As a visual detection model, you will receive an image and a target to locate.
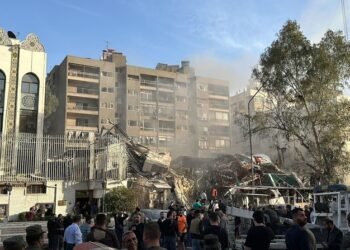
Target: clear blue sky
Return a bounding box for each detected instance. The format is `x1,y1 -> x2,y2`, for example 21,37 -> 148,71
1,0 -> 348,92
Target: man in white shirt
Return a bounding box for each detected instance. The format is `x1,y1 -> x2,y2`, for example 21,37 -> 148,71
64,215 -> 82,250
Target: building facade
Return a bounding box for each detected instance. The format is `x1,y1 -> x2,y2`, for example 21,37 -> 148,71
0,28 -> 46,136
48,50 -> 232,157
189,76 -> 231,157
46,56 -> 117,137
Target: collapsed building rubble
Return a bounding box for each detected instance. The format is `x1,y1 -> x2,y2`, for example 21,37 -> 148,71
170,153 -> 311,207
100,124 -> 310,209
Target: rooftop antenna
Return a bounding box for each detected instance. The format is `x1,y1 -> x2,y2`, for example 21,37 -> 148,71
342,0 -> 349,40
105,41 -> 109,50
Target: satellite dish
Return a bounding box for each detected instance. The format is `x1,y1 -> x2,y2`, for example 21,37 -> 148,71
7,31 -> 16,39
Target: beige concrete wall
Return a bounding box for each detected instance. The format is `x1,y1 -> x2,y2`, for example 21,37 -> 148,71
0,42 -> 46,136
0,45 -> 12,134
0,180 -> 128,220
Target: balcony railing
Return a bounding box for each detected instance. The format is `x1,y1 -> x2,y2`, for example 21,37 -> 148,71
68,105 -> 98,111
140,79 -> 157,87
75,122 -> 99,127
159,128 -> 175,133
75,87 -> 99,95
68,70 -> 99,80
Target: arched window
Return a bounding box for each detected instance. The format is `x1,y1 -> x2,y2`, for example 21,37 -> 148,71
0,70 -> 5,132
19,73 -> 39,133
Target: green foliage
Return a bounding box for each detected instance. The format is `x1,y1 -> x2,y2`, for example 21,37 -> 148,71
251,20 -> 350,184
104,187 -> 137,213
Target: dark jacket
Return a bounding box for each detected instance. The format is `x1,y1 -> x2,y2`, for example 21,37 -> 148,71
145,246 -> 167,250
160,219 -> 177,237
326,226 -> 343,250
341,231 -> 350,250
285,225 -> 312,250
87,226 -> 120,249
203,225 -> 229,249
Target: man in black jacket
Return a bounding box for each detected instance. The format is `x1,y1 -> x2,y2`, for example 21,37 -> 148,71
87,213 -> 120,249
285,208 -> 315,250
323,218 -> 343,250
160,210 -> 178,250
203,212 -> 229,250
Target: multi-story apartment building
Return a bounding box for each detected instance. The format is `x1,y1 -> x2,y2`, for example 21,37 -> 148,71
230,82 -> 273,154
46,56 -> 117,137
48,49 -> 232,157
189,76 -> 231,157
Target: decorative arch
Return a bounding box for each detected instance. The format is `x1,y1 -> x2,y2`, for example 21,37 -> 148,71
19,73 -> 39,133
0,70 -> 5,132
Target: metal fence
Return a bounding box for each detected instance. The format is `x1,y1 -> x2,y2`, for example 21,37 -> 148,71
0,133 -> 128,182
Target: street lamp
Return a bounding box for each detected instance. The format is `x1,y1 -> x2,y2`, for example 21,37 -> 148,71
248,85 -> 263,187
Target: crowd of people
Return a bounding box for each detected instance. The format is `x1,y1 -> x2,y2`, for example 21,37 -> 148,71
4,199 -> 350,250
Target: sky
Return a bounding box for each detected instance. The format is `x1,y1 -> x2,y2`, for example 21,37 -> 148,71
1,0 -> 349,94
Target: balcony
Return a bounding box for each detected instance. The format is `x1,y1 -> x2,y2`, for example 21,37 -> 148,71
67,87 -> 99,99
159,127 -> 175,133
158,82 -> 174,91
66,125 -> 98,131
140,79 -> 157,88
68,70 -> 99,83
67,105 -> 98,115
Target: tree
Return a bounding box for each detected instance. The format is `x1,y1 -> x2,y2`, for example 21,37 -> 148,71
251,20 -> 350,184
104,187 -> 137,213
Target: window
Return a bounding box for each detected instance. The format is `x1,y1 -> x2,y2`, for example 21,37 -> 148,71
128,89 -> 139,96
176,111 -> 188,120
20,73 -> 39,133
176,125 -> 188,130
200,113 -> 208,121
199,140 -> 208,149
176,82 -> 187,89
128,120 -> 138,126
109,103 -> 114,109
101,102 -> 107,108
209,111 -> 229,121
215,139 -> 230,148
19,110 -> 38,133
140,90 -> 155,101
101,87 -> 107,92
101,71 -> 113,77
22,74 -> 39,94
128,105 -> 138,111
108,87 -> 114,93
76,118 -> 89,126
176,96 -> 186,102
27,185 -> 46,194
